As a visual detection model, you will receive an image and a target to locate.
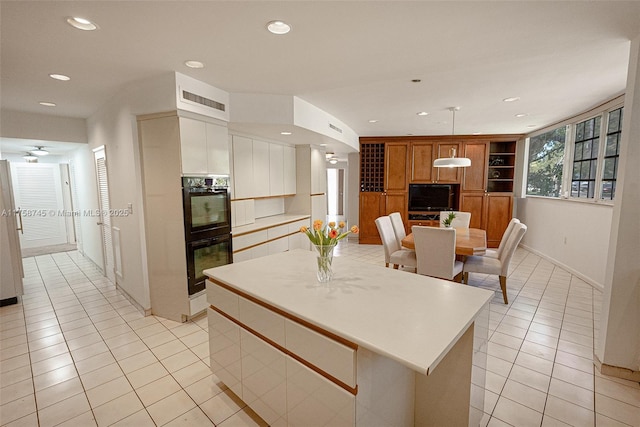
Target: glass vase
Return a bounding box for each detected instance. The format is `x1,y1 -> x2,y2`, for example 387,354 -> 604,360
313,243 -> 336,283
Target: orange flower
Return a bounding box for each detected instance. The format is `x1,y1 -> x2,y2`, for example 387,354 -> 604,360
300,226 -> 308,233
338,221 -> 346,229
328,229 -> 338,239
328,221 -> 336,228
350,225 -> 359,234
313,220 -> 323,231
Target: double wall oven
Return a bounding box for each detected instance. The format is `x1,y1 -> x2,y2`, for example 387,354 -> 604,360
182,177 -> 232,296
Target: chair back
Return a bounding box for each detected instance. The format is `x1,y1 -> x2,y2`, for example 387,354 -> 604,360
389,212 -> 406,247
495,218 -> 520,259
375,216 -> 400,263
412,225 -> 457,280
499,222 -> 527,276
440,211 -> 471,228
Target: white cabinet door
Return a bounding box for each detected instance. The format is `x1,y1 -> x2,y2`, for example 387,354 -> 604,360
311,194 -> 327,223
253,140 -> 270,198
286,356 -> 355,427
206,122 -> 230,175
208,308 -> 242,399
180,118 -> 208,175
232,136 -> 254,199
269,144 -> 284,196
284,145 -> 296,195
241,330 -> 287,426
310,147 -> 327,194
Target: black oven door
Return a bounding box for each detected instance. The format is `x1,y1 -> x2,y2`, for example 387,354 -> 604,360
183,186 -> 231,237
186,234 -> 232,295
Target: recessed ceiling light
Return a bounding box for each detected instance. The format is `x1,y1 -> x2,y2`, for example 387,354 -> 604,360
39,102 -> 56,107
417,112 -> 429,116
320,144 -> 327,147
49,73 -> 70,81
66,16 -> 98,31
503,97 -> 520,102
527,125 -> 537,128
515,113 -> 528,118
184,60 -> 204,69
280,131 -> 292,135
368,119 -> 378,123
267,20 -> 291,35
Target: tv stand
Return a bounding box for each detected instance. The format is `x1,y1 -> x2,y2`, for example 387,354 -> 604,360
408,213 -> 440,221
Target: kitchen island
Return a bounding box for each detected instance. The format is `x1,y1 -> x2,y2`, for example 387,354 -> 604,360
204,249 -> 493,426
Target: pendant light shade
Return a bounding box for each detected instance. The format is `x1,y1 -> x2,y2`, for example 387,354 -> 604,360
433,107 -> 471,168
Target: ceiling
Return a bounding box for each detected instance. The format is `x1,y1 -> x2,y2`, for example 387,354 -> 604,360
1,1 -> 639,157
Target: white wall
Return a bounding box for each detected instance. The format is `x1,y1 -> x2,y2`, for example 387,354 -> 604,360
516,197 -> 613,289
85,73 -> 176,310
1,110 -> 87,143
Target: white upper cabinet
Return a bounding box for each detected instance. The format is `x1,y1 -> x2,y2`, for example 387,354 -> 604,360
252,140 -> 270,198
206,122 -> 230,175
269,144 -> 284,196
232,135 -> 254,199
284,145 -> 296,195
179,117 -> 230,176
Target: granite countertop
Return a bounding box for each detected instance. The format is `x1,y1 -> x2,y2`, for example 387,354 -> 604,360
204,249 -> 493,375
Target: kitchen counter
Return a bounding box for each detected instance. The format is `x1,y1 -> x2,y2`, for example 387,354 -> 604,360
204,249 -> 492,426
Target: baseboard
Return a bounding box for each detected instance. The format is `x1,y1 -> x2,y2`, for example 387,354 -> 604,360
519,244 -> 605,292
594,353 -> 640,382
115,284 -> 152,317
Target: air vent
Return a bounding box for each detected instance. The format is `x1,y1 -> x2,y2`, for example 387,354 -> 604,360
182,90 -> 226,112
329,123 -> 343,134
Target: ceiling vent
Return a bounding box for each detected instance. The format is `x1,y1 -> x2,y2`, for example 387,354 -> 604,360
328,122 -> 343,134
181,90 -> 226,113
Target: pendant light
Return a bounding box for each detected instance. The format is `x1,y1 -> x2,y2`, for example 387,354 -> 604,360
433,107 -> 471,168
29,146 -> 49,156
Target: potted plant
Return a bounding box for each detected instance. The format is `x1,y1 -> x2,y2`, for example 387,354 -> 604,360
442,212 -> 456,228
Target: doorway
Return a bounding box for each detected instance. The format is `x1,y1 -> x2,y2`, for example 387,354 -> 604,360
327,168 -> 345,225
94,147 -> 116,283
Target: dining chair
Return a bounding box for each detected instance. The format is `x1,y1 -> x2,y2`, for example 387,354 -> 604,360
440,211 -> 471,228
375,216 -> 416,270
485,218 -> 520,259
412,226 -> 463,282
462,222 -> 527,304
389,212 -> 407,248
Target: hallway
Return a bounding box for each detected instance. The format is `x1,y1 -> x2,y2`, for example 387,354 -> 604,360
1,244 -> 639,426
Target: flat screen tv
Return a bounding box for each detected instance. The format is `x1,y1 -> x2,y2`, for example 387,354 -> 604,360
408,184 -> 454,211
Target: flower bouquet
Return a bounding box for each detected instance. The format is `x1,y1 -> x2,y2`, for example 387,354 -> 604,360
300,220 -> 359,282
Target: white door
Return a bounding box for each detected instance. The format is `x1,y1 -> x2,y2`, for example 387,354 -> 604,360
10,163 -> 68,249
0,160 -> 24,299
94,147 -> 115,283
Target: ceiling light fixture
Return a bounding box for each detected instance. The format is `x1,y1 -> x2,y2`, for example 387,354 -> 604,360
515,113 -> 528,118
433,107 -> 471,168
23,153 -> 38,161
66,16 -> 98,31
30,146 -> 49,156
503,97 -> 520,102
267,20 -> 291,35
49,73 -> 70,81
417,112 -> 429,116
184,60 -> 204,69
39,101 -> 56,107
368,119 -> 378,123
329,159 -> 338,165
280,131 -> 292,135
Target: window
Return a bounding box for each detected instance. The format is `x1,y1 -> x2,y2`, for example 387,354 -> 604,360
571,116 -> 601,198
526,126 -> 566,197
601,107 -> 623,200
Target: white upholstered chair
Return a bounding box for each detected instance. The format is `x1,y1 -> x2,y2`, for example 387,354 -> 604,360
412,226 -> 463,282
440,211 -> 471,228
375,216 -> 416,270
463,222 -> 527,304
485,218 -> 520,259
389,212 -> 407,248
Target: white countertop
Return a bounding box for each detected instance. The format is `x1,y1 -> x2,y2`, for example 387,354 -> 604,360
232,214 -> 310,236
204,249 -> 492,375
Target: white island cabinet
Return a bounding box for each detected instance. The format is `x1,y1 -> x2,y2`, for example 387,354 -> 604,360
205,250 -> 493,427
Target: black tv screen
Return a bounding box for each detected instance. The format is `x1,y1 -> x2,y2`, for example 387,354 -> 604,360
408,184 -> 452,211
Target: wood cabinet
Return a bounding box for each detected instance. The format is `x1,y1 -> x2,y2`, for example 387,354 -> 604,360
460,192 -> 513,247
410,141 -> 462,184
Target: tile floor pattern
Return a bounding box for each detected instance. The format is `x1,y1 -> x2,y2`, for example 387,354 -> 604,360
0,243 -> 638,426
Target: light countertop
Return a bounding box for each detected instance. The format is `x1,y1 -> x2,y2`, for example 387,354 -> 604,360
204,249 -> 493,375
232,214 -> 310,236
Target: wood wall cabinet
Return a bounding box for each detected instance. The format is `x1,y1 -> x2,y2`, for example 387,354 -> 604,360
410,141 -> 462,184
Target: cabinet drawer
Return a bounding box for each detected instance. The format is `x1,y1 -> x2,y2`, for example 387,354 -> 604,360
268,237 -> 289,255
267,224 -> 289,240
288,219 -> 310,233
207,308 -> 242,399
206,281 -> 239,318
233,230 -> 268,251
239,297 -> 286,347
285,319 -> 356,388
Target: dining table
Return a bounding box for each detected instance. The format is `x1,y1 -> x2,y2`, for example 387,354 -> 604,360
401,227 -> 487,256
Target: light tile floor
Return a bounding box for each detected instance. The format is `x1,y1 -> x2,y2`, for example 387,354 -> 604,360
1,243 -> 639,426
